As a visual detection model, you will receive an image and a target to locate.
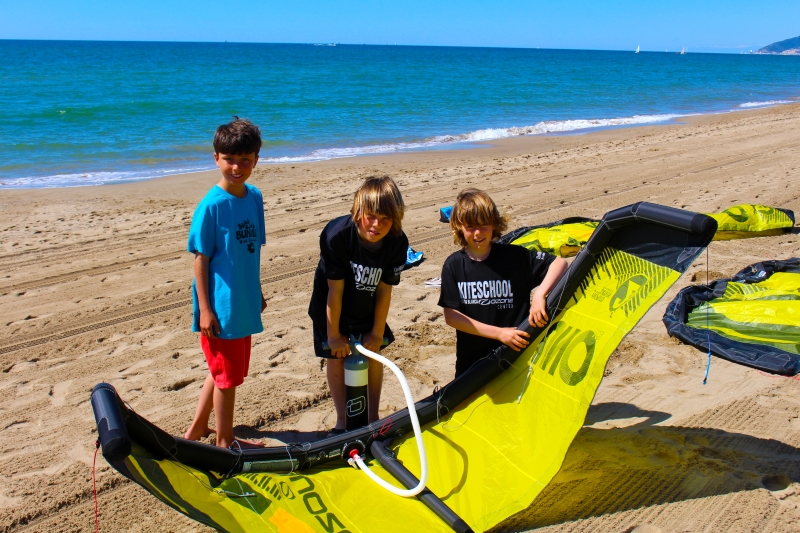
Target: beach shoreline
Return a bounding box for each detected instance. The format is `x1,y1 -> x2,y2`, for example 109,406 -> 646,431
2,98 -> 798,191
0,103 -> 799,532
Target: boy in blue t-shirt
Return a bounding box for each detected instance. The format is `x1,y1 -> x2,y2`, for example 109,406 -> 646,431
184,117 -> 266,449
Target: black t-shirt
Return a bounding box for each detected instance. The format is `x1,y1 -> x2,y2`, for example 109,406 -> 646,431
308,215 -> 409,332
438,243 -> 556,376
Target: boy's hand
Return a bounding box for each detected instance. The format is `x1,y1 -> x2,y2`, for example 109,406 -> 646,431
529,292 -> 549,328
497,328 -> 530,352
327,334 -> 350,358
362,331 -> 384,353
200,310 -> 220,339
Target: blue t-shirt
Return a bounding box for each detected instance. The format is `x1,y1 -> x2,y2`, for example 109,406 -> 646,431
187,184 -> 266,339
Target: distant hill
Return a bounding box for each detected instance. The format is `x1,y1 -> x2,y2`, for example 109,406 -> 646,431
756,35 -> 800,55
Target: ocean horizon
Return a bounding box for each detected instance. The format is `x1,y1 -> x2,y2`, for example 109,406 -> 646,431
2,40 -> 799,189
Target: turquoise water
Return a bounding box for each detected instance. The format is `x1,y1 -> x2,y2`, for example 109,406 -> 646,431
2,40 -> 799,188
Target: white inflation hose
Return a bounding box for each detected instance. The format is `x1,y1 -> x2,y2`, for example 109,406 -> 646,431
346,341 -> 428,497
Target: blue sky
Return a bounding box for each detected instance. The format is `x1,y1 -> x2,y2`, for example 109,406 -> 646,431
1,0 -> 797,53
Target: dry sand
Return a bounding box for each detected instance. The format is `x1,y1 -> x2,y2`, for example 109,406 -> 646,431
0,104 -> 799,533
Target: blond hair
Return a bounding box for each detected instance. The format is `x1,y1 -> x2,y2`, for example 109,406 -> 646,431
350,176 -> 405,238
450,188 -> 508,247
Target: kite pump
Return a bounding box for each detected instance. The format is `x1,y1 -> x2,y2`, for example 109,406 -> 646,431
344,351 -> 369,430
321,335 -> 428,496
323,335 -> 388,431
343,340 -> 472,531
322,337 -> 474,531
345,338 -> 428,497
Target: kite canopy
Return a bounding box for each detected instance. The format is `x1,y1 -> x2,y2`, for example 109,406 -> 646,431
494,204 -> 795,258
708,204 -> 795,240
663,258 -> 800,376
497,217 -> 599,257
92,202 -> 716,533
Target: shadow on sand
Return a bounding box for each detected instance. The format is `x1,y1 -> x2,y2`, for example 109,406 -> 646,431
491,402 -> 800,532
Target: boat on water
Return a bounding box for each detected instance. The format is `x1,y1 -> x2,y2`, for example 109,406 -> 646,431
635,45 -> 640,54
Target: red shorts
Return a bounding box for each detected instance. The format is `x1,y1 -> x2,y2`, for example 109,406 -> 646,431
200,335 -> 251,389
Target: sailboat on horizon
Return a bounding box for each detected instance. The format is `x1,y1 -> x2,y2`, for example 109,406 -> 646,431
635,45 -> 640,53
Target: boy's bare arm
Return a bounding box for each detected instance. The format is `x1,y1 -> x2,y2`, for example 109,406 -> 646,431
364,281 -> 392,353
194,253 -> 220,338
530,257 -> 569,327
326,279 -> 349,358
443,307 -> 530,352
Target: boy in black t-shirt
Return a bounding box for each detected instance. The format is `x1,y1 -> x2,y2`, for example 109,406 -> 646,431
308,176 -> 408,433
438,189 -> 568,377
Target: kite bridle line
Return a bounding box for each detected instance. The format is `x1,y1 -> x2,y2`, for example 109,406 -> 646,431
345,340 -> 429,498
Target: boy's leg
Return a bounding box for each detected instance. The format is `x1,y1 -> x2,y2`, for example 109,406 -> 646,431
212,386 -> 263,449
326,358 -> 346,430
213,385 -> 237,448
184,373 -> 217,440
367,359 -> 384,423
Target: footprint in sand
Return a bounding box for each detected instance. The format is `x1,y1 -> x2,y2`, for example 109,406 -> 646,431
119,359 -> 152,375
630,526 -> 662,533
142,329 -> 179,348
107,342 -> 132,357
259,372 -> 310,381
3,420 -> 32,431
50,380 -> 72,407
0,486 -> 22,509
7,361 -> 37,374
286,391 -> 315,399
294,410 -> 329,432
12,460 -> 72,479
68,442 -> 97,467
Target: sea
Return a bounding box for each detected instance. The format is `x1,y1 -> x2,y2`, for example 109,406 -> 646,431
2,40 -> 800,189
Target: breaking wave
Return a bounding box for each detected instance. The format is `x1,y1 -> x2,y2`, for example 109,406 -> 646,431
738,99 -> 795,108
263,113 -> 684,164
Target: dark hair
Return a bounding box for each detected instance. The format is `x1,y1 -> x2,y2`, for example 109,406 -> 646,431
450,188 -> 507,247
213,116 -> 262,155
350,176 -> 405,238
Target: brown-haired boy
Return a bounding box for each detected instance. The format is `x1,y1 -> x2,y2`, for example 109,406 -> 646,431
184,117 -> 266,448
308,176 -> 408,434
438,188 -> 568,377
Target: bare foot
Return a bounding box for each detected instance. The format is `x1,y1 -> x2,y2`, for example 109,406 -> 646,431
184,426 -> 216,441
226,438 -> 265,450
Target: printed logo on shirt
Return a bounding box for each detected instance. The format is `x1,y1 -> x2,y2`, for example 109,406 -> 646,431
351,262 -> 382,292
458,280 -> 514,308
236,218 -> 259,253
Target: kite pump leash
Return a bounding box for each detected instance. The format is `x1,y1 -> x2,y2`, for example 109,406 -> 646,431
345,340 -> 429,498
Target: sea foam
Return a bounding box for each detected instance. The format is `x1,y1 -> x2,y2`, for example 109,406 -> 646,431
0,166 -> 210,189
738,100 -> 795,108
263,113 -> 683,164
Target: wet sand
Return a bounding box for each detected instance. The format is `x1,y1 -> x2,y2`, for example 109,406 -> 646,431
0,104 -> 799,532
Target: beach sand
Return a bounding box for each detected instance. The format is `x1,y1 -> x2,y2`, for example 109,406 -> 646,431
1,104 -> 799,532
